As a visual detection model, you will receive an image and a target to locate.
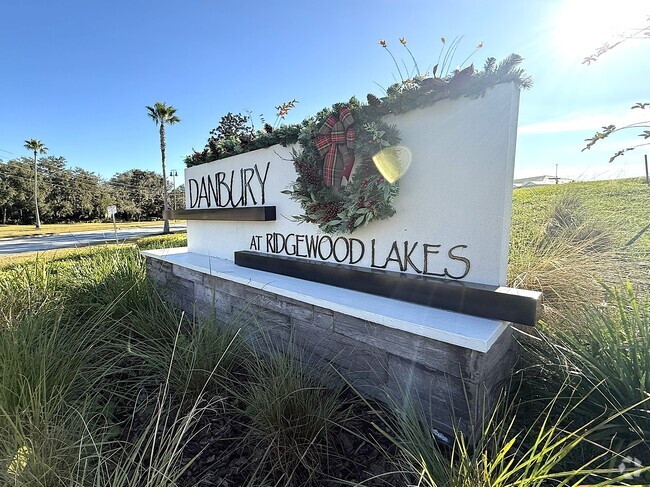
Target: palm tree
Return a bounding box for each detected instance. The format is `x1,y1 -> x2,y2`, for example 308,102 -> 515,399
24,139 -> 48,229
146,102 -> 180,234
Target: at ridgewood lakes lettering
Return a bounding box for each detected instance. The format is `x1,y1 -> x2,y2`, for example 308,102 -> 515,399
250,233 -> 471,280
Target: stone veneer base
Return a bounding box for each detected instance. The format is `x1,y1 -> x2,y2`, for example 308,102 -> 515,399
143,248 -> 516,437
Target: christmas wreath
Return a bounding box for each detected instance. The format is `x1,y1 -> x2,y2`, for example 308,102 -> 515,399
283,101 -> 401,234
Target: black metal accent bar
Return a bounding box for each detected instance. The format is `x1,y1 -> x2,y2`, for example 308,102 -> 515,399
234,251 -> 540,326
163,206 -> 276,221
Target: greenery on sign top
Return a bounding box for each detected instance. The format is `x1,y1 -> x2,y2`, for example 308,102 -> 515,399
183,42 -> 531,234
184,51 -> 531,168
185,102 -> 301,167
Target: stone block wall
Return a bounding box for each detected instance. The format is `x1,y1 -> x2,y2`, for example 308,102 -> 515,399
146,257 -> 516,438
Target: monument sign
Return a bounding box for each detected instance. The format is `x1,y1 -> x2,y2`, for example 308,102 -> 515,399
143,81 -> 540,436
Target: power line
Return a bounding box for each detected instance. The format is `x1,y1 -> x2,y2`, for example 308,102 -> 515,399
0,171 -> 102,191
0,156 -> 171,189
0,168 -> 166,192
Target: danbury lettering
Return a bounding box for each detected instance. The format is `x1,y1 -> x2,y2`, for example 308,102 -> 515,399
250,233 -> 471,280
187,161 -> 270,209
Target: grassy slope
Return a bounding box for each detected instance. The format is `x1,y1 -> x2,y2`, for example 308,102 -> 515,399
511,177 -> 650,258
508,178 -> 649,321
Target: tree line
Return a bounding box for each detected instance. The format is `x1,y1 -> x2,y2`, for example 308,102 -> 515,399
0,156 -> 184,225
1,101 -> 182,229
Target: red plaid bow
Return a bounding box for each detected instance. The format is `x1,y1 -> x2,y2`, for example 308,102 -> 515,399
315,107 -> 356,188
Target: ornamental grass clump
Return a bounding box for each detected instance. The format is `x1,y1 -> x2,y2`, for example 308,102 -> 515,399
80,395 -> 217,487
65,248 -> 151,318
508,192 -> 618,325
241,349 -> 352,484
0,307 -> 122,486
0,258 -> 65,325
160,322 -> 250,401
370,384 -> 649,486
79,319 -> 228,487
0,247 -> 235,485
521,282 -> 650,473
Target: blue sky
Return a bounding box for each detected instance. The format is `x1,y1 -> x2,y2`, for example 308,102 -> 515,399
1,0 -> 648,182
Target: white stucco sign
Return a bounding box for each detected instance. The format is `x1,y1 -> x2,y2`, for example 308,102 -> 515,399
184,83 -> 519,288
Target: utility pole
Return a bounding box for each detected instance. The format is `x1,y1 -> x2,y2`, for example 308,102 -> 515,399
549,164 -> 560,185
169,169 -> 178,211
645,155 -> 649,186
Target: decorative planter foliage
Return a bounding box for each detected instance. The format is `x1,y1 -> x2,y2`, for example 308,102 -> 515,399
184,54 -> 532,234
185,54 -> 531,168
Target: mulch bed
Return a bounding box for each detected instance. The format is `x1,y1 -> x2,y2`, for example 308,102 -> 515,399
112,374 -> 406,486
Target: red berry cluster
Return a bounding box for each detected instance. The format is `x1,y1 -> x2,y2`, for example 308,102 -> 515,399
308,201 -> 342,223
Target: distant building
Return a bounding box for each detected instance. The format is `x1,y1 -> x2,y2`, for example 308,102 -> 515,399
513,175 -> 574,188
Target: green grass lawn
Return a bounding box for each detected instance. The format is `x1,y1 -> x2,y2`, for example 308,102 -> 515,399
0,232 -> 188,268
511,177 -> 650,258
0,220 -> 187,239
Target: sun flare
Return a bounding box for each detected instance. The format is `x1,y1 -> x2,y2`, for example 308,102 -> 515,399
552,0 -> 648,63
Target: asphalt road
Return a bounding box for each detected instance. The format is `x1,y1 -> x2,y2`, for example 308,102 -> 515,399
0,225 -> 186,255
